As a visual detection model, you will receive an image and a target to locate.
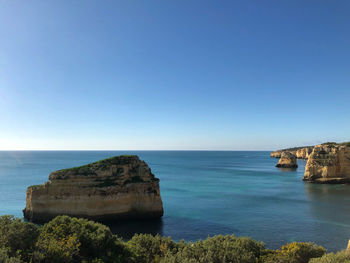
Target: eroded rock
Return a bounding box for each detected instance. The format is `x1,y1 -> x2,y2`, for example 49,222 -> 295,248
23,155 -> 164,223
271,147 -> 313,159
276,152 -> 298,168
303,144 -> 350,183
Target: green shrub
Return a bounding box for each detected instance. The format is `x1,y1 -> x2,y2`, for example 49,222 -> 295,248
0,216 -> 39,262
309,250 -> 350,263
0,247 -> 24,263
263,242 -> 326,263
0,215 -> 344,263
34,216 -> 129,263
161,235 -> 264,263
127,234 -> 178,263
33,233 -> 80,263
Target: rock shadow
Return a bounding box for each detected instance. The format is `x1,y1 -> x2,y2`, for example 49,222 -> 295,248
276,167 -> 297,172
107,218 -> 164,240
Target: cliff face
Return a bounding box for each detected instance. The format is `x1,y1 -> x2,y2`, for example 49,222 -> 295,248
303,144 -> 350,183
270,146 -> 313,159
276,152 -> 298,168
23,155 -> 164,223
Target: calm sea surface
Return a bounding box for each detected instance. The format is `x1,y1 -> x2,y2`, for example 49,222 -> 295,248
1,151 -> 350,251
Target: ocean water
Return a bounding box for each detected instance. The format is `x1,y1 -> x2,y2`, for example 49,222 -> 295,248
1,151 -> 350,252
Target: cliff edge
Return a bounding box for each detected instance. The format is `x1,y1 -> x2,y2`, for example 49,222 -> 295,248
23,155 -> 164,223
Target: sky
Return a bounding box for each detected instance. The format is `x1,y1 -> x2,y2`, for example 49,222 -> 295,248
0,0 -> 349,150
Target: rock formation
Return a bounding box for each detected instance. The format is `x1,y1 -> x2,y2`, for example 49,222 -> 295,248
270,151 -> 283,158
303,144 -> 350,183
275,152 -> 298,168
23,155 -> 164,223
270,146 -> 313,159
296,147 -> 313,159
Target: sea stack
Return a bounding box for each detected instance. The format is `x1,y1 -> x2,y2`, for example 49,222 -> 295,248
303,144 -> 350,183
275,152 -> 298,168
23,155 -> 164,223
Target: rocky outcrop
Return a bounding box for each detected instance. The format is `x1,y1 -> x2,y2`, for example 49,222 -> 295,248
23,155 -> 164,223
270,146 -> 313,159
276,152 -> 298,168
303,144 -> 350,183
296,147 -> 313,159
270,151 -> 283,158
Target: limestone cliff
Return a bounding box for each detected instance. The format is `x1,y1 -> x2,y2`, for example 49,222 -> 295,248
23,155 -> 164,223
303,144 -> 350,183
296,147 -> 313,159
276,152 -> 298,168
270,146 -> 313,159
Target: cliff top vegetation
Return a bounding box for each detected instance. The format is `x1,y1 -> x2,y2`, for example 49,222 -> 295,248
0,215 -> 349,263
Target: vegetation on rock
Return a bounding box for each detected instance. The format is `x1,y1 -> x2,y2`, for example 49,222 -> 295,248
51,155 -> 140,178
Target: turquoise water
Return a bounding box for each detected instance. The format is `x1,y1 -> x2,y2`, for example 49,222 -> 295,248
1,151 -> 350,251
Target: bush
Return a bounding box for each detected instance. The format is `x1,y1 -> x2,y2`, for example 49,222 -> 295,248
0,248 -> 23,263
0,215 -> 39,262
161,235 -> 265,263
34,216 -> 129,263
0,215 -> 343,263
263,242 -> 326,263
309,250 -> 350,263
127,234 -> 178,263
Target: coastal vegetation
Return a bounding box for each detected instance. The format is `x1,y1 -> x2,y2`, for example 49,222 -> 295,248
55,155 -> 139,175
0,215 -> 349,263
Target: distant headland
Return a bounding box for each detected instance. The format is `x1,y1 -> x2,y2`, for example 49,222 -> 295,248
271,142 -> 350,183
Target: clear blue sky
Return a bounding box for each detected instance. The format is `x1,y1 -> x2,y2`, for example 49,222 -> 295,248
0,0 -> 349,150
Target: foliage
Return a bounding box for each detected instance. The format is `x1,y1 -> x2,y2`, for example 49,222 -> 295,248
127,234 -> 178,263
0,215 -> 344,263
0,248 -> 23,263
321,142 -> 337,146
34,216 -> 130,263
0,215 -> 39,262
309,250 -> 350,263
161,235 -> 265,263
55,155 -> 136,174
279,146 -> 313,151
262,242 -> 326,263
33,233 -> 80,263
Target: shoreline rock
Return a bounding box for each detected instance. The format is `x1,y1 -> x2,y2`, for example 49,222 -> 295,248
23,155 -> 164,223
276,152 -> 298,168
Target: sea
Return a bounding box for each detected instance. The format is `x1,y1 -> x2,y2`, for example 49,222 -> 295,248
1,150 -> 350,252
